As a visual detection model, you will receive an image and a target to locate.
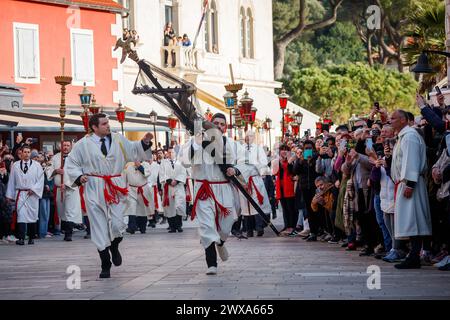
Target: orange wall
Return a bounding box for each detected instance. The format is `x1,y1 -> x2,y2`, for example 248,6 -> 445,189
0,0 -> 118,107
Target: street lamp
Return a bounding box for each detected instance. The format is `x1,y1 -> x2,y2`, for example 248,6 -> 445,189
115,102 -> 127,135
278,88 -> 289,142
223,90 -> 235,135
149,109 -> 158,150
294,110 -> 303,126
411,50 -> 450,74
224,83 -> 243,138
239,89 -> 253,132
89,95 -> 100,115
264,116 -> 272,152
290,122 -> 299,137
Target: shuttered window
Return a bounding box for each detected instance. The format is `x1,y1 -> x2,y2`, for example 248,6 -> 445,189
71,29 -> 95,86
13,23 -> 40,83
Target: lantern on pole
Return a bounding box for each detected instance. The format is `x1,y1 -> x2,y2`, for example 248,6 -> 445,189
290,122 -> 300,137
316,117 -> 323,133
239,89 -> 253,132
168,112 -> 178,142
89,95 -> 101,115
322,110 -> 333,126
149,109 -> 158,150
204,107 -> 213,122
278,88 -> 289,142
115,102 -> 127,135
348,114 -> 360,130
79,82 -> 92,133
264,116 -> 273,152
294,110 -> 303,126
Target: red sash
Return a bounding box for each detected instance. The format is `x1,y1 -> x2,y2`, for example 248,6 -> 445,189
79,185 -> 87,214
248,175 -> 264,205
153,185 -> 159,210
130,183 -> 150,207
10,189 -> 29,231
163,183 -> 170,207
191,180 -> 230,230
186,178 -> 192,202
87,174 -> 128,205
52,186 -> 61,225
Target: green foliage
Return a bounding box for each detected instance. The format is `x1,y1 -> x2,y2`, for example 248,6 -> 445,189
283,63 -> 418,124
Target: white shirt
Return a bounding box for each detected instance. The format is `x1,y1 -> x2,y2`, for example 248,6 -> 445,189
91,134 -> 111,153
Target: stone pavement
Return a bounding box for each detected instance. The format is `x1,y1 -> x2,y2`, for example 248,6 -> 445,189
0,216 -> 450,300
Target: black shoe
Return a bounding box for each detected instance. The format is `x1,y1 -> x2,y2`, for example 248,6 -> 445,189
374,252 -> 386,260
84,234 -> 91,239
257,231 -> 264,237
395,256 -> 421,269
98,248 -> 112,278
28,239 -> 34,245
110,238 -> 122,267
16,239 -> 25,245
359,248 -> 374,257
177,228 -> 183,233
126,228 -> 135,234
64,234 -> 72,241
247,230 -> 254,238
140,229 -> 146,234
306,235 -> 317,242
168,229 -> 177,233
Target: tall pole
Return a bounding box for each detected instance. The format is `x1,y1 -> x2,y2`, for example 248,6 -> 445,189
281,109 -> 285,143
268,128 -> 272,153
55,60 -> 72,201
446,0 -> 450,87
153,123 -> 157,150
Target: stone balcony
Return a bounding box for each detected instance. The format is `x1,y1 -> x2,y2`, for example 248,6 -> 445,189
160,45 -> 204,77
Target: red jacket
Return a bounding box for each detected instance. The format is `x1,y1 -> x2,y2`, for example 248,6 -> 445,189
275,160 -> 296,200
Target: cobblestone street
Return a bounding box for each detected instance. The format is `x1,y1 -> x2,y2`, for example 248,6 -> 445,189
1,216 -> 450,300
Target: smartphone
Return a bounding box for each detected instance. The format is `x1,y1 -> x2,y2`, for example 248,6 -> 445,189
18,132 -> 22,138
340,140 -> 347,149
374,101 -> 380,110
303,149 -> 313,159
366,138 -> 373,150
435,86 -> 442,95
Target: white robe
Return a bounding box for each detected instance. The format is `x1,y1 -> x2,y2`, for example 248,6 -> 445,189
46,152 -> 82,224
6,160 -> 44,223
235,143 -> 272,216
159,159 -> 187,218
179,136 -> 237,249
124,162 -> 153,217
227,137 -> 244,216
146,161 -> 162,214
65,133 -> 152,251
391,126 -> 432,238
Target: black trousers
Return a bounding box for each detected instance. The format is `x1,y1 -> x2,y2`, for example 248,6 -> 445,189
17,222 -> 36,241
232,215 -> 243,233
83,216 -> 90,235
309,207 -> 325,236
136,216 -> 148,233
205,242 -> 217,267
128,215 -> 137,231
357,189 -> 380,249
168,215 -> 182,231
280,197 -> 297,229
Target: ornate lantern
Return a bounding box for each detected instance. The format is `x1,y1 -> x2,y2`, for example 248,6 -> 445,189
115,102 -> 127,135
89,95 -> 100,114
284,108 -> 293,124
322,110 -> 333,126
348,114 -> 360,130
79,82 -> 92,108
204,107 -> 213,122
294,110 -> 303,125
290,122 -> 300,137
316,117 -> 323,132
278,88 -> 289,110
239,89 -> 253,120
223,91 -> 234,109
81,111 -> 90,132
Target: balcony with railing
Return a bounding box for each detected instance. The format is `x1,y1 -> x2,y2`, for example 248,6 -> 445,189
160,45 -> 204,74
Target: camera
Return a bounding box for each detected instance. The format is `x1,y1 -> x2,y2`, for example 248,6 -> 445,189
435,86 -> 442,95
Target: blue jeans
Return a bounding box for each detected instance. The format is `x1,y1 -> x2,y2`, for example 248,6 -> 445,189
39,198 -> 50,238
373,194 -> 392,252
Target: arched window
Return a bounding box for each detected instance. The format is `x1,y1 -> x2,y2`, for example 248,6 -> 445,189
204,0 -> 219,53
246,8 -> 254,58
240,5 -> 254,59
240,7 -> 246,57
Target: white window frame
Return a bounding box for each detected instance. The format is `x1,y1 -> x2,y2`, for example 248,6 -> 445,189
13,22 -> 40,84
70,28 -> 95,86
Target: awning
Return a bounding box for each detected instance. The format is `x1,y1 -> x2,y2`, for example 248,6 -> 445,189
0,109 -> 171,132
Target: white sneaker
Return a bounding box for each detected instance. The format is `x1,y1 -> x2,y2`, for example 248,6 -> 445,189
298,229 -> 310,237
216,243 -> 229,262
6,235 -> 17,242
206,266 -> 217,275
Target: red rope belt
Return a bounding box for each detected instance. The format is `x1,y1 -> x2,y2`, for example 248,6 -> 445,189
153,185 -> 159,210
186,178 -> 192,202
248,175 -> 264,205
86,174 -> 128,205
191,180 -> 231,230
52,186 -> 62,225
130,183 -> 149,207
10,189 -> 29,231
79,185 -> 87,213
162,182 -> 177,207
